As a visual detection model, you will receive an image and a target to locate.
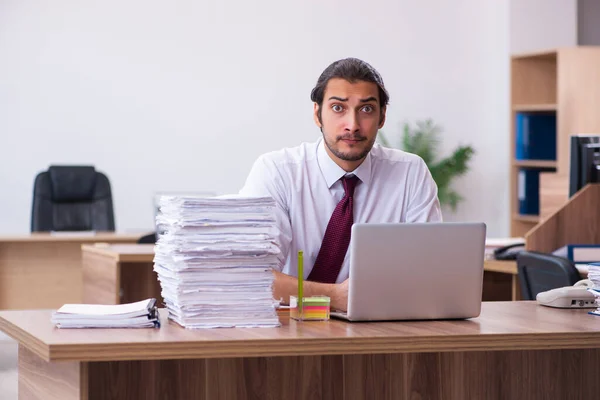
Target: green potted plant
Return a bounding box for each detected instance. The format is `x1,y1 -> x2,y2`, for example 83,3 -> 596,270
378,119 -> 475,211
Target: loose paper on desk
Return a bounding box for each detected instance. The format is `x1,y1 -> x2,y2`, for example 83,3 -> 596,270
485,237 -> 524,248
50,230 -> 97,237
51,298 -> 159,328
587,264 -> 600,316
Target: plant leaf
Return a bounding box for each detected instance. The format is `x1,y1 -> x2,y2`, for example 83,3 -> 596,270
429,146 -> 475,189
380,119 -> 474,211
377,130 -> 391,147
402,120 -> 441,165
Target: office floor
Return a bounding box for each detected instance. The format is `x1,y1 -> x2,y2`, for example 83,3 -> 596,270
0,333 -> 17,400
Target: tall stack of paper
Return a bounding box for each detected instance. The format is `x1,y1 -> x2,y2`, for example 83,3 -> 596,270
154,196 -> 281,328
587,263 -> 600,315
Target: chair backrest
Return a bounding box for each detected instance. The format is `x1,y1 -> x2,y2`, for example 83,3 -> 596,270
31,165 -> 115,232
517,251 -> 581,300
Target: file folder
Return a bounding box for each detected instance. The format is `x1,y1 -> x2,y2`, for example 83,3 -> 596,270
515,112 -> 557,160
518,168 -> 540,215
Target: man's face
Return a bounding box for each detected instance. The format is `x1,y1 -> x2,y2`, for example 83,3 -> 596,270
314,78 -> 386,170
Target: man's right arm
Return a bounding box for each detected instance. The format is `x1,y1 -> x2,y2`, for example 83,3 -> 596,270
273,271 -> 348,312
239,154 -> 292,268
240,154 -> 349,311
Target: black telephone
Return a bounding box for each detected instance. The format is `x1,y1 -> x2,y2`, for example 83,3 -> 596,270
494,243 -> 526,260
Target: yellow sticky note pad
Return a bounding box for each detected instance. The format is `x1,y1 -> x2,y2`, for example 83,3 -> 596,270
290,296 -> 330,321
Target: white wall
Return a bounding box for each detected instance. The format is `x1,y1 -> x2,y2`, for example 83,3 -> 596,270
0,0 -> 509,236
510,0 -> 577,54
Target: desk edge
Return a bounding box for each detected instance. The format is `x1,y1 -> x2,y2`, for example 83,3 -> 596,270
21,331 -> 600,362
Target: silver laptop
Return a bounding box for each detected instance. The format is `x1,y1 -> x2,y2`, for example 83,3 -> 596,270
331,222 -> 486,321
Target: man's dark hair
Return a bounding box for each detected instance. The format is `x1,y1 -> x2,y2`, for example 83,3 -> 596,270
310,57 -> 389,122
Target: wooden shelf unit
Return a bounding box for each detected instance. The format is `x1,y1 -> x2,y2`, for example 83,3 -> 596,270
512,160 -> 557,168
512,103 -> 557,112
510,47 -> 600,237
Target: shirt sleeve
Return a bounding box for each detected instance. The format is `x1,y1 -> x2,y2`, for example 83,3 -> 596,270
239,155 -> 292,271
405,157 -> 443,223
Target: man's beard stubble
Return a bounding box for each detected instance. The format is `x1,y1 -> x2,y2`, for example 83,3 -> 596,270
321,129 -> 376,162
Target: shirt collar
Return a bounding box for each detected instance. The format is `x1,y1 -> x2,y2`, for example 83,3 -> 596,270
317,137 -> 372,189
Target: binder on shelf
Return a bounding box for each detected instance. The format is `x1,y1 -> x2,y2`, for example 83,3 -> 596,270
518,168 -> 540,215
515,112 -> 557,160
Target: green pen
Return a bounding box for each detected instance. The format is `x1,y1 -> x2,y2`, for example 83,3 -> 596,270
298,251 -> 303,317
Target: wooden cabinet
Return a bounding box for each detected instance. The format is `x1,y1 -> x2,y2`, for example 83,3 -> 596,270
510,47 -> 600,237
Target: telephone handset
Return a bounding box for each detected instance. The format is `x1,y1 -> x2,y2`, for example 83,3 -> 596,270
493,243 -> 525,260
536,279 -> 596,308
574,279 -> 593,288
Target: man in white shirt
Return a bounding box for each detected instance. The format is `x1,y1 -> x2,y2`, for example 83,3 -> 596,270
240,58 -> 442,311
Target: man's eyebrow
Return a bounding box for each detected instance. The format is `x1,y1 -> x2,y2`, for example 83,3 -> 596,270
327,96 -> 378,103
360,97 -> 378,103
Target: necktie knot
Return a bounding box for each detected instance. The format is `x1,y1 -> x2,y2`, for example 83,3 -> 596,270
342,175 -> 359,198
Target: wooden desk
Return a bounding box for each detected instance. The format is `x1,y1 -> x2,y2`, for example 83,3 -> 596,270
1,302 -> 600,399
82,244 -> 520,304
482,259 -> 519,301
0,233 -> 142,310
81,244 -> 160,305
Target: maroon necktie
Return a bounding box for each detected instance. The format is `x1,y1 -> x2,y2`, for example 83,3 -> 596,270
308,175 -> 359,284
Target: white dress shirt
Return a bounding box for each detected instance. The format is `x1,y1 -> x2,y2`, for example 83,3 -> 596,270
239,137 -> 443,283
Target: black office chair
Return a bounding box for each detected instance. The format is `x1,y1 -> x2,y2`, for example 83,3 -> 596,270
31,165 -> 115,232
517,251 -> 581,300
137,232 -> 157,244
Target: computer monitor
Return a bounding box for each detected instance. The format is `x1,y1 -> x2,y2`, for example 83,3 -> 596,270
569,135 -> 600,197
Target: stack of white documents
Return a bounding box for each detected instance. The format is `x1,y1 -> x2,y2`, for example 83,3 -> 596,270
51,299 -> 159,328
154,195 -> 281,328
587,263 -> 600,315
